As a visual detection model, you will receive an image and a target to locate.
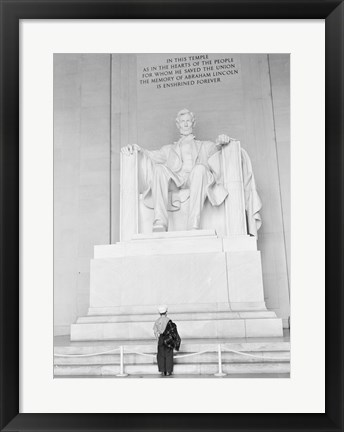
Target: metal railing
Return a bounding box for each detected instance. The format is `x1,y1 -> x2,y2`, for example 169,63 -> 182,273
54,343 -> 288,377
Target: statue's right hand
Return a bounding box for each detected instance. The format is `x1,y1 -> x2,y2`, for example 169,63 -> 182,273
121,144 -> 141,156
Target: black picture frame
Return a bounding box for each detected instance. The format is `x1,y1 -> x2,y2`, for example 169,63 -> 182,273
0,1 -> 342,431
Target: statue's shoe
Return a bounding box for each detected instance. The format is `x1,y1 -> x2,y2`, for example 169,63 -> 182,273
152,223 -> 167,232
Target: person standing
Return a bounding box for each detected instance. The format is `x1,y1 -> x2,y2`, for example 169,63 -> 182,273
153,305 -> 181,377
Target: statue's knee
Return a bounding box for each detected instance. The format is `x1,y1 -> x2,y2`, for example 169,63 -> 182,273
154,164 -> 167,177
192,164 -> 207,177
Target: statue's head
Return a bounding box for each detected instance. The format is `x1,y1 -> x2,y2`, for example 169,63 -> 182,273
176,108 -> 195,136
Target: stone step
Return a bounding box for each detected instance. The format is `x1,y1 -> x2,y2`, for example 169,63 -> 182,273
94,236 -> 221,259
71,317 -> 283,341
87,302 -> 264,316
55,339 -> 290,355
54,350 -> 290,366
133,229 -> 217,240
94,233 -> 258,259
77,310 -> 276,324
54,335 -> 290,377
54,361 -> 290,376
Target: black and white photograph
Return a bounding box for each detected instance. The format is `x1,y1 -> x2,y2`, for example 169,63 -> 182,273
53,53 -> 290,378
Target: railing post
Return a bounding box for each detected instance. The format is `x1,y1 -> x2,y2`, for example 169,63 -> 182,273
214,344 -> 226,377
116,346 -> 128,377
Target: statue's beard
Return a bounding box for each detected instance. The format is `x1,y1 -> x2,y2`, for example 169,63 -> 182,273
179,128 -> 193,136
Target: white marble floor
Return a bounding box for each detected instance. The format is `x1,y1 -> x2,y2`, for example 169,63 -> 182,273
55,373 -> 290,379
54,330 -> 290,379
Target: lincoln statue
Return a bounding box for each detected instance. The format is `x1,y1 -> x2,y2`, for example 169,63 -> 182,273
121,108 -> 234,232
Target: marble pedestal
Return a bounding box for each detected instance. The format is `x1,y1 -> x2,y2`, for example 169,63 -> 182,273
71,230 -> 283,341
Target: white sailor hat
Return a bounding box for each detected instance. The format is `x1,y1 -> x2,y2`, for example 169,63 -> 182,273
158,305 -> 168,314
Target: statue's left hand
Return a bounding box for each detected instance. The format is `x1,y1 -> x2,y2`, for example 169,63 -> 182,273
216,134 -> 236,146
121,144 -> 142,156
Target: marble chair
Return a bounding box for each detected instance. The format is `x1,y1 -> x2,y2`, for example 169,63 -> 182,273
120,140 -> 255,241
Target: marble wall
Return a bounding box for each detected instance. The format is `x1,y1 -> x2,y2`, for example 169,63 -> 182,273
54,53 -> 290,334
54,54 -> 111,335
269,54 -> 290,297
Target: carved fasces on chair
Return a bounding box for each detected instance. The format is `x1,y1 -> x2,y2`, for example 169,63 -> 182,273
120,150 -> 139,241
222,141 -> 247,235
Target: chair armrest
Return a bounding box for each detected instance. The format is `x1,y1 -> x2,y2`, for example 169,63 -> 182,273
120,150 -> 139,241
221,141 -> 247,235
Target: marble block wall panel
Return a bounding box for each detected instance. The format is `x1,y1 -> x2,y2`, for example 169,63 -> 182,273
135,54 -> 244,148
77,310 -> 275,323
259,231 -> 290,322
54,54 -> 111,335
93,234 -> 256,259
240,55 -> 289,324
90,252 -> 229,308
226,251 -> 265,307
245,318 -> 283,337
268,54 -> 290,282
94,237 -> 223,258
70,316 -> 282,341
222,236 -> 257,252
71,318 -> 247,341
88,302 -> 233,315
